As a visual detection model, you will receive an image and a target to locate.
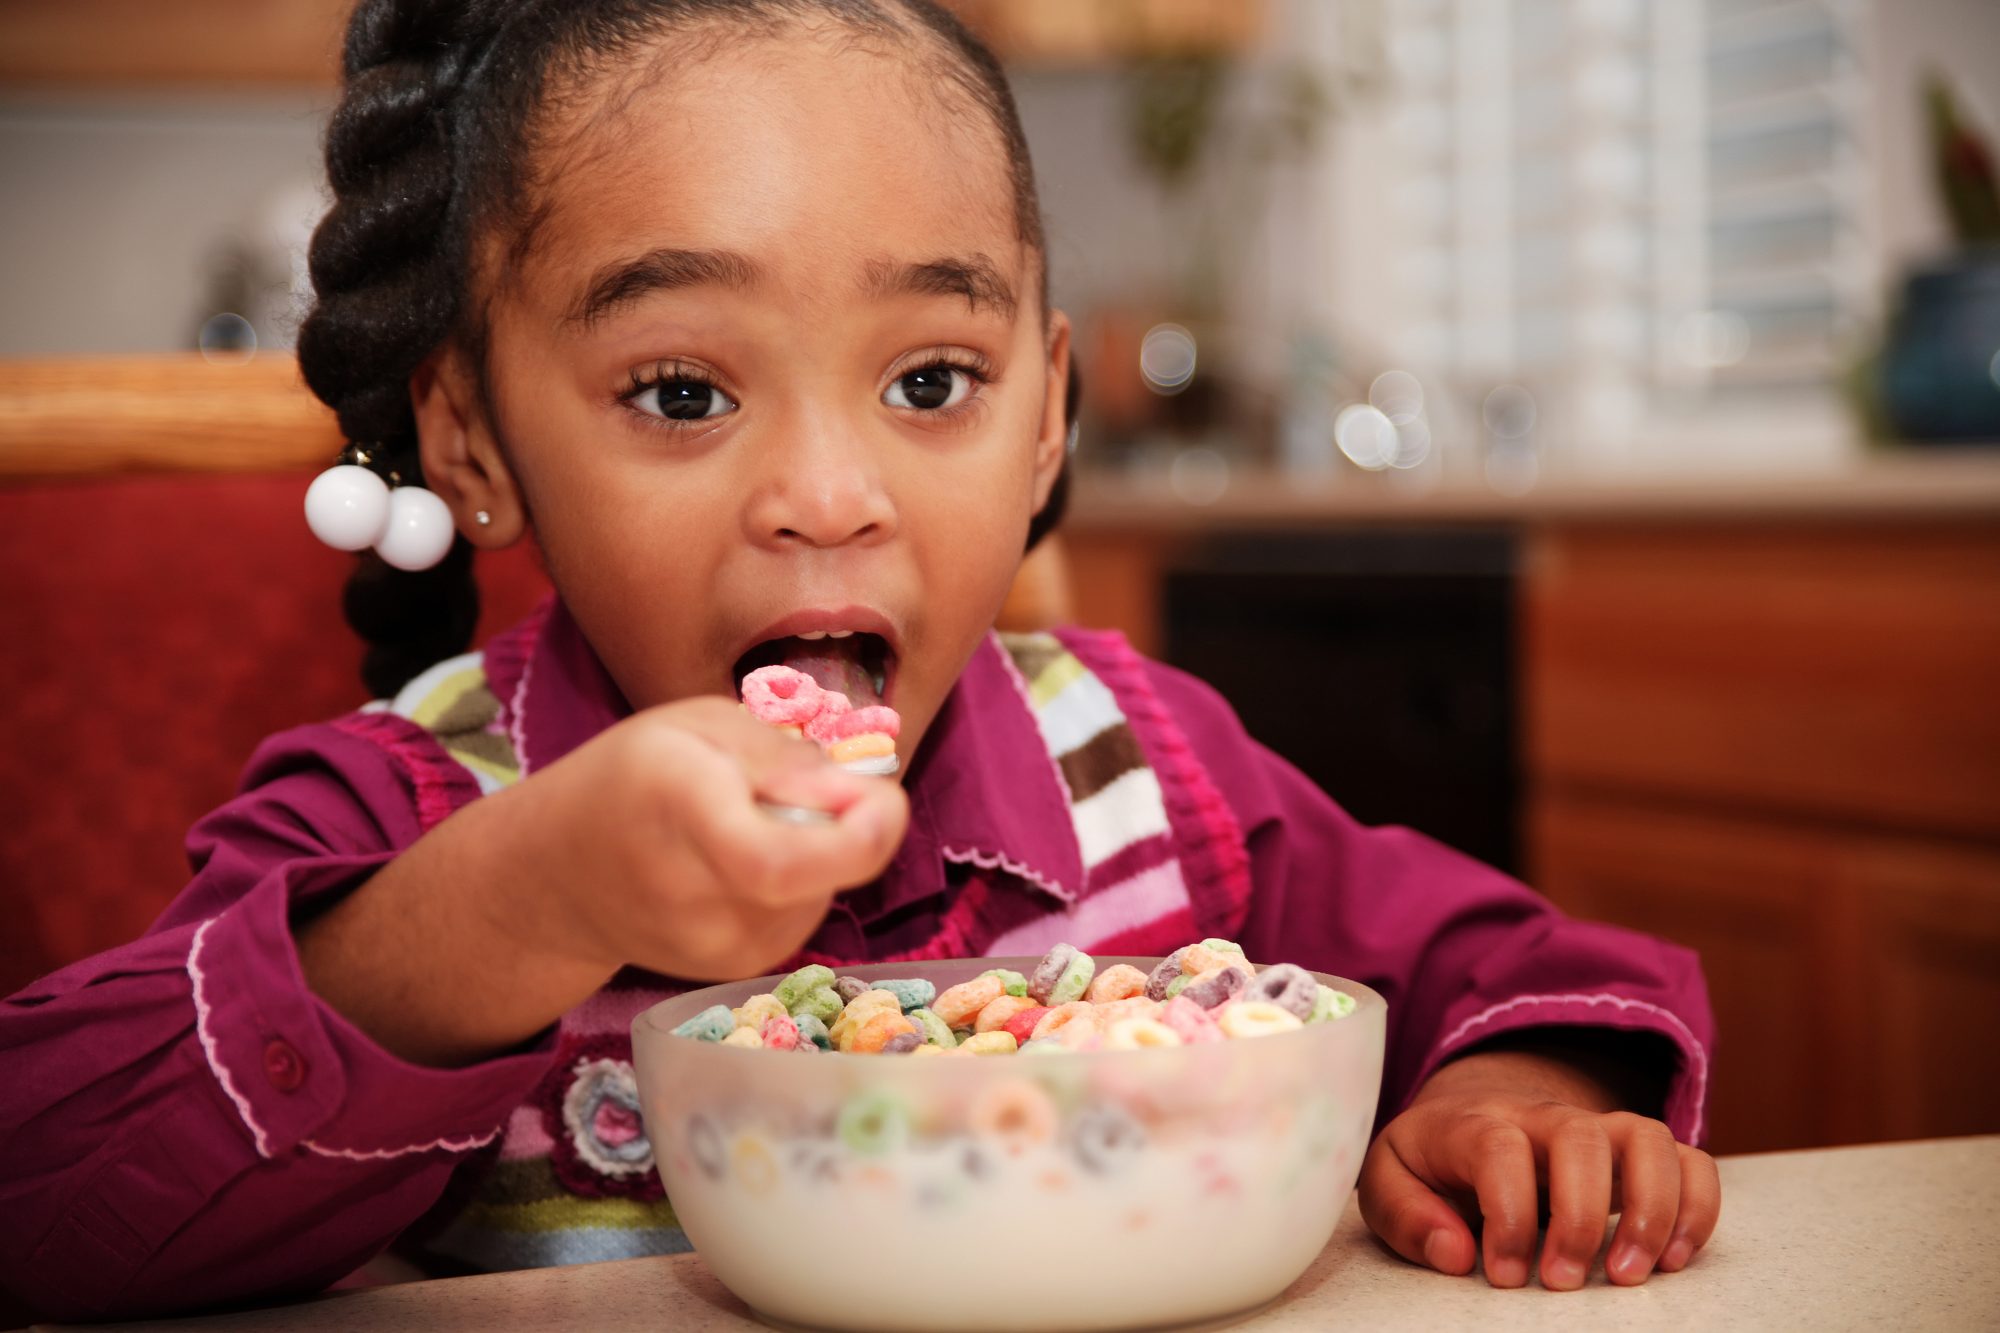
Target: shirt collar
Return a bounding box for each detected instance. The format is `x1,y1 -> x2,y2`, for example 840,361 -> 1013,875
487,602 -> 1082,921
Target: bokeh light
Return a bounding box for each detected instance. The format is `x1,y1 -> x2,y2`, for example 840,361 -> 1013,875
1675,310 -> 1750,368
1334,404 -> 1398,470
196,312 -> 256,364
1481,384 -> 1537,440
1389,415 -> 1432,470
1168,446 -> 1230,504
1368,369 -> 1425,424
1139,323 -> 1198,395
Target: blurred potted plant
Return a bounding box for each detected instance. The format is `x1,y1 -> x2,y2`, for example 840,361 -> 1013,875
1096,49 -> 1341,467
1878,73 -> 2000,443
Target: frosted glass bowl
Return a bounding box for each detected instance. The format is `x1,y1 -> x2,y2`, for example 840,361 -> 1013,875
632,956 -> 1385,1332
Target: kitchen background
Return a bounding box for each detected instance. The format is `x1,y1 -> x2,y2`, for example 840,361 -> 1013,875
3,0 -> 1997,1158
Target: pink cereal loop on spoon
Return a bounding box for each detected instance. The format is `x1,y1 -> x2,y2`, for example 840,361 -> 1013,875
811,704 -> 900,744
741,665 -> 824,725
802,690 -> 853,744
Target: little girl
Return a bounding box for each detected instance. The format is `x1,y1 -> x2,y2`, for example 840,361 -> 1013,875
0,0 -> 1719,1319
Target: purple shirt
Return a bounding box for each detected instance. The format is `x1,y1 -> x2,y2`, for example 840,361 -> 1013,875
0,600 -> 1711,1319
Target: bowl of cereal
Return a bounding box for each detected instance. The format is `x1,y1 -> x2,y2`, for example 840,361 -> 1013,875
631,943 -> 1385,1332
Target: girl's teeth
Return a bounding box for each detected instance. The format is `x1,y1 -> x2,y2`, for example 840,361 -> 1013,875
796,630 -> 828,640
826,629 -> 854,639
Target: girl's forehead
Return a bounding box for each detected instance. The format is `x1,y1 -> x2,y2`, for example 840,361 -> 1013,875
503,27 -> 1027,324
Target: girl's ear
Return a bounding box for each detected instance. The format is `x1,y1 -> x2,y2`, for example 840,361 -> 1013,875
411,344 -> 526,548
1030,309 -> 1074,516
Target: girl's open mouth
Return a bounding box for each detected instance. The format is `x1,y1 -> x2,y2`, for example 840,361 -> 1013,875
731,630 -> 895,710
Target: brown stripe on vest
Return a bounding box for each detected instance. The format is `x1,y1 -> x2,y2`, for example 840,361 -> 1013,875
1057,721 -> 1148,803
1003,633 -> 1067,686
442,728 -> 521,774
429,681 -> 502,736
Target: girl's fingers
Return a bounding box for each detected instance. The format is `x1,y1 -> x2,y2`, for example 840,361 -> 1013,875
1357,1132 -> 1478,1276
1657,1143 -> 1723,1272
1532,1109 -> 1614,1291
1601,1113 -> 1684,1285
693,767 -> 907,906
1435,1115 -> 1541,1287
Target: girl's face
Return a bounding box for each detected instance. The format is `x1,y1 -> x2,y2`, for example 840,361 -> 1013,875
427,27 -> 1070,768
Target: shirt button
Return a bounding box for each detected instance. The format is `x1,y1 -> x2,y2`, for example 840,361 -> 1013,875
262,1038 -> 306,1092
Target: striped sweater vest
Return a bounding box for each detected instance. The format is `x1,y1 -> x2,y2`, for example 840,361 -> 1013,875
345,627 -> 1250,1270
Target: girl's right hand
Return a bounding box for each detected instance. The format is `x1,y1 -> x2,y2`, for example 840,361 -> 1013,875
505,696 -> 908,983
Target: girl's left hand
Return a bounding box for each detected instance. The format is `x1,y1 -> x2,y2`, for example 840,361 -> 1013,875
1357,1045 -> 1722,1291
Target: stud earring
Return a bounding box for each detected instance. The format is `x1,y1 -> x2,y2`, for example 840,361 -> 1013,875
304,447 -> 455,571
475,510 -> 492,526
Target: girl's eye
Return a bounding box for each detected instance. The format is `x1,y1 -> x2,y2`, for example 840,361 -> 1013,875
884,364 -> 975,412
631,377 -> 736,423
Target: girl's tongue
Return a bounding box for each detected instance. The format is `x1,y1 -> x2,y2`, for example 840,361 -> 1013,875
735,632 -> 889,711
783,642 -> 883,708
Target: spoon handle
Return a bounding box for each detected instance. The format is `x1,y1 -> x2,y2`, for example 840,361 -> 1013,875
755,755 -> 898,824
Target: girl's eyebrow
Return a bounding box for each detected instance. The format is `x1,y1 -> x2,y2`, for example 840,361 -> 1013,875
563,247 -> 1016,330
862,254 -> 1017,320
566,247 -> 758,330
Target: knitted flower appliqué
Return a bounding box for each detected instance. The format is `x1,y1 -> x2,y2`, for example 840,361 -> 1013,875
540,1036 -> 666,1200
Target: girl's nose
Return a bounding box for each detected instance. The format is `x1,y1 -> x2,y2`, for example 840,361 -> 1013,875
743,418 -> 896,550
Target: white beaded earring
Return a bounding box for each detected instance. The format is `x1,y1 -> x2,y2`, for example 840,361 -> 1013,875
304,447 -> 457,572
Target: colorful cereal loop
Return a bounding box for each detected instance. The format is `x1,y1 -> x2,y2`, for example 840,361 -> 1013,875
907,1007 -> 958,1048
1003,1005 -> 1054,1046
673,1005 -> 735,1042
774,963 -> 835,1010
1104,1017 -> 1183,1050
980,967 -> 1029,998
837,1091 -> 912,1156
969,1079 -> 1058,1156
731,1134 -> 779,1195
1144,948 -> 1190,1001
789,985 -> 843,1026
1159,995 -> 1223,1044
844,1009 -> 917,1054
735,993 -> 788,1029
1216,1000 -> 1305,1040
932,976 -> 1005,1028
1029,944 -> 1096,1005
877,978 -> 938,1013
973,993 -> 1040,1034
955,1031 -> 1019,1056
1030,1001 -> 1099,1043
793,1011 -> 832,1050
1310,985 -> 1358,1023
1084,963 -> 1149,1003
1245,962 -> 1318,1021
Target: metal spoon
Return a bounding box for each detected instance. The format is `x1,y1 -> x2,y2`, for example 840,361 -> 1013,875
756,754 -> 899,824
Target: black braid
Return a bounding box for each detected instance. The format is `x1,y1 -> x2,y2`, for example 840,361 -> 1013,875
299,0 -> 508,698
299,0 -> 1078,697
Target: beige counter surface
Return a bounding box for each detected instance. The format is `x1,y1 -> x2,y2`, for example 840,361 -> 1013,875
1065,449 -> 2000,530
58,1135 -> 1999,1332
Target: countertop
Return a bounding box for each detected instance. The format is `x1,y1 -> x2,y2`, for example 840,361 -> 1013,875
55,1135 -> 2000,1332
1064,448 -> 2000,530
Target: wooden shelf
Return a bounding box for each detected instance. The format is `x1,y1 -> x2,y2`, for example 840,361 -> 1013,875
0,0 -> 347,87
0,354 -> 341,478
0,1 -> 1265,88
946,0 -> 1266,65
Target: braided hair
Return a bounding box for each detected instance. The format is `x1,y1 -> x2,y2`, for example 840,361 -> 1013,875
298,0 -> 1076,699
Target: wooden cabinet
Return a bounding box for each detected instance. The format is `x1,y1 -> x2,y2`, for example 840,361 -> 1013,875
1524,519 -> 2000,1153
1529,791 -> 2000,1152
1059,487 -> 2000,1154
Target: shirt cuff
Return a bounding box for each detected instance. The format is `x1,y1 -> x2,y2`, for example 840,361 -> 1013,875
190,855 -> 557,1161
1407,992 -> 1713,1146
